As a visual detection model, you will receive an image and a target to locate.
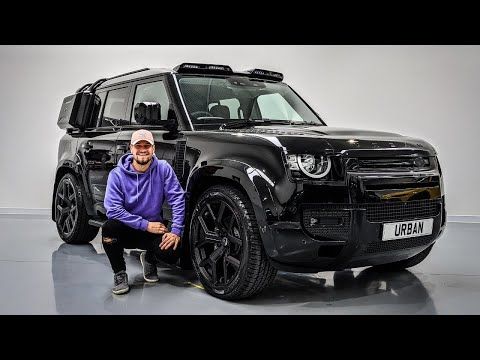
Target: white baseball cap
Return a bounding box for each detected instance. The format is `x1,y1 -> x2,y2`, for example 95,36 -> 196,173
131,129 -> 154,145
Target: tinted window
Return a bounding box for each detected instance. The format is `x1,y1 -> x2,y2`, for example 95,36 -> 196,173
100,87 -> 129,127
131,80 -> 172,124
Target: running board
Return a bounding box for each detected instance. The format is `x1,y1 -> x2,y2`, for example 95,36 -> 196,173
88,219 -> 106,227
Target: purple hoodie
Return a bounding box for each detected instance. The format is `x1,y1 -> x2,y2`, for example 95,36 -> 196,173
104,153 -> 185,236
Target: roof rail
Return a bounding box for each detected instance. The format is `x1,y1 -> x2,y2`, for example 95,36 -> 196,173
87,78 -> 108,92
76,83 -> 92,93
106,68 -> 150,81
75,68 -> 150,94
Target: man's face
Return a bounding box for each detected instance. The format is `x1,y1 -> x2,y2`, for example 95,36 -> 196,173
130,140 -> 155,165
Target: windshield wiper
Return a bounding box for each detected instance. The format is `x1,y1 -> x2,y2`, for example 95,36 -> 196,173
247,118 -> 288,123
250,119 -> 322,126
219,119 -> 258,130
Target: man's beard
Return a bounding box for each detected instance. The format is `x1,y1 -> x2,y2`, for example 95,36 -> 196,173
134,156 -> 151,165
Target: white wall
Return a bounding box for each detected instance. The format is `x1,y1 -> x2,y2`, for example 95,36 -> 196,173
0,45 -> 478,216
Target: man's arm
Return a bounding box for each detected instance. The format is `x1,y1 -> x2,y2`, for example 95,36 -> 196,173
104,171 -> 149,231
162,162 -> 186,237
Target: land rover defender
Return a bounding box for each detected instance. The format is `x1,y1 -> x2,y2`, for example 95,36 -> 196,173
52,63 -> 446,299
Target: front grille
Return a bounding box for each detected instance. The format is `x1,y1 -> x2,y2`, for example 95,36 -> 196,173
345,157 -> 434,172
302,207 -> 351,241
363,236 -> 433,254
365,199 -> 440,223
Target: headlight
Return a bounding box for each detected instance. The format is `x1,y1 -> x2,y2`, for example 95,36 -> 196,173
286,154 -> 331,179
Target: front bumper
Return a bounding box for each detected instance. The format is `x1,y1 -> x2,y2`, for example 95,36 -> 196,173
264,172 -> 446,272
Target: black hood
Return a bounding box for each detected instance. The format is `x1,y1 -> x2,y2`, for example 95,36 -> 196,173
222,126 -> 437,156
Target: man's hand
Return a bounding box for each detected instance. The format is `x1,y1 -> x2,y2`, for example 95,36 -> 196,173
147,222 -> 167,235
160,232 -> 181,251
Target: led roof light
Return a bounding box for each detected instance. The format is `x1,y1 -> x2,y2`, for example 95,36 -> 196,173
246,68 -> 284,82
174,63 -> 233,75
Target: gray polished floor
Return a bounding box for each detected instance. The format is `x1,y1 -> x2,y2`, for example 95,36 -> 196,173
0,214 -> 479,314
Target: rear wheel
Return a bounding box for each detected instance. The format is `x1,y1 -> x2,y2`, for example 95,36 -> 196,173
54,173 -> 99,244
372,243 -> 434,271
190,185 -> 277,300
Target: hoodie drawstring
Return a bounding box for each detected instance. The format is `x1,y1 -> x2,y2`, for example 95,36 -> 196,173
136,173 -> 139,203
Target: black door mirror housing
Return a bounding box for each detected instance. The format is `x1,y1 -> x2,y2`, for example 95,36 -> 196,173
164,118 -> 179,133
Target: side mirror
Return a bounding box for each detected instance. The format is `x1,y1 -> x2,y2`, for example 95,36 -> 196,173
164,107 -> 179,133
134,102 -> 161,125
164,117 -> 179,133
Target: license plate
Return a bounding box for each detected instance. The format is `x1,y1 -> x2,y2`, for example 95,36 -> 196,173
382,218 -> 433,241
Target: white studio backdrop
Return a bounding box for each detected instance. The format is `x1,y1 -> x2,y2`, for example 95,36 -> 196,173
0,45 -> 478,218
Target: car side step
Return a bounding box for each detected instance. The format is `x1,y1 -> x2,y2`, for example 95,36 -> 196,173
88,219 -> 106,228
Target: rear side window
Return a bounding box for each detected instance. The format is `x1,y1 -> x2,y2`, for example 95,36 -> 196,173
100,87 -> 130,127
131,80 -> 172,124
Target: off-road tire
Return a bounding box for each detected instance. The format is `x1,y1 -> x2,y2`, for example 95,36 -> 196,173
54,173 -> 98,244
190,185 -> 277,300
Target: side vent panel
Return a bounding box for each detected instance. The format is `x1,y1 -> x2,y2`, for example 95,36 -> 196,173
173,140 -> 187,180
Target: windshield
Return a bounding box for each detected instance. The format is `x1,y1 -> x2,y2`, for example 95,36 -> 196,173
177,75 -> 324,129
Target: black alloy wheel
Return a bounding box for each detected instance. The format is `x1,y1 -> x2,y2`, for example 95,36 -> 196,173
190,185 -> 277,300
55,173 -> 98,244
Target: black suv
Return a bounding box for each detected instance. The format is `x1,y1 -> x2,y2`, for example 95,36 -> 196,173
52,63 -> 446,300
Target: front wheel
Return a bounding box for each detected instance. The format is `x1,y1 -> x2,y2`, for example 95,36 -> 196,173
54,173 -> 99,244
372,243 -> 435,272
190,185 -> 277,300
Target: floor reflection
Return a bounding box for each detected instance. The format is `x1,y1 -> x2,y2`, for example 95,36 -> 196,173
51,243 -> 198,314
246,268 -> 436,314
52,243 -> 436,314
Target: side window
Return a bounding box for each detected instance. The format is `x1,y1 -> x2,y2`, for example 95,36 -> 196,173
208,98 -> 242,119
257,93 -> 303,121
100,87 -> 130,127
131,80 -> 172,123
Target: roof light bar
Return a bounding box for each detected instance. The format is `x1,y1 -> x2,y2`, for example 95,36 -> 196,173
247,68 -> 284,82
174,63 -> 233,75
